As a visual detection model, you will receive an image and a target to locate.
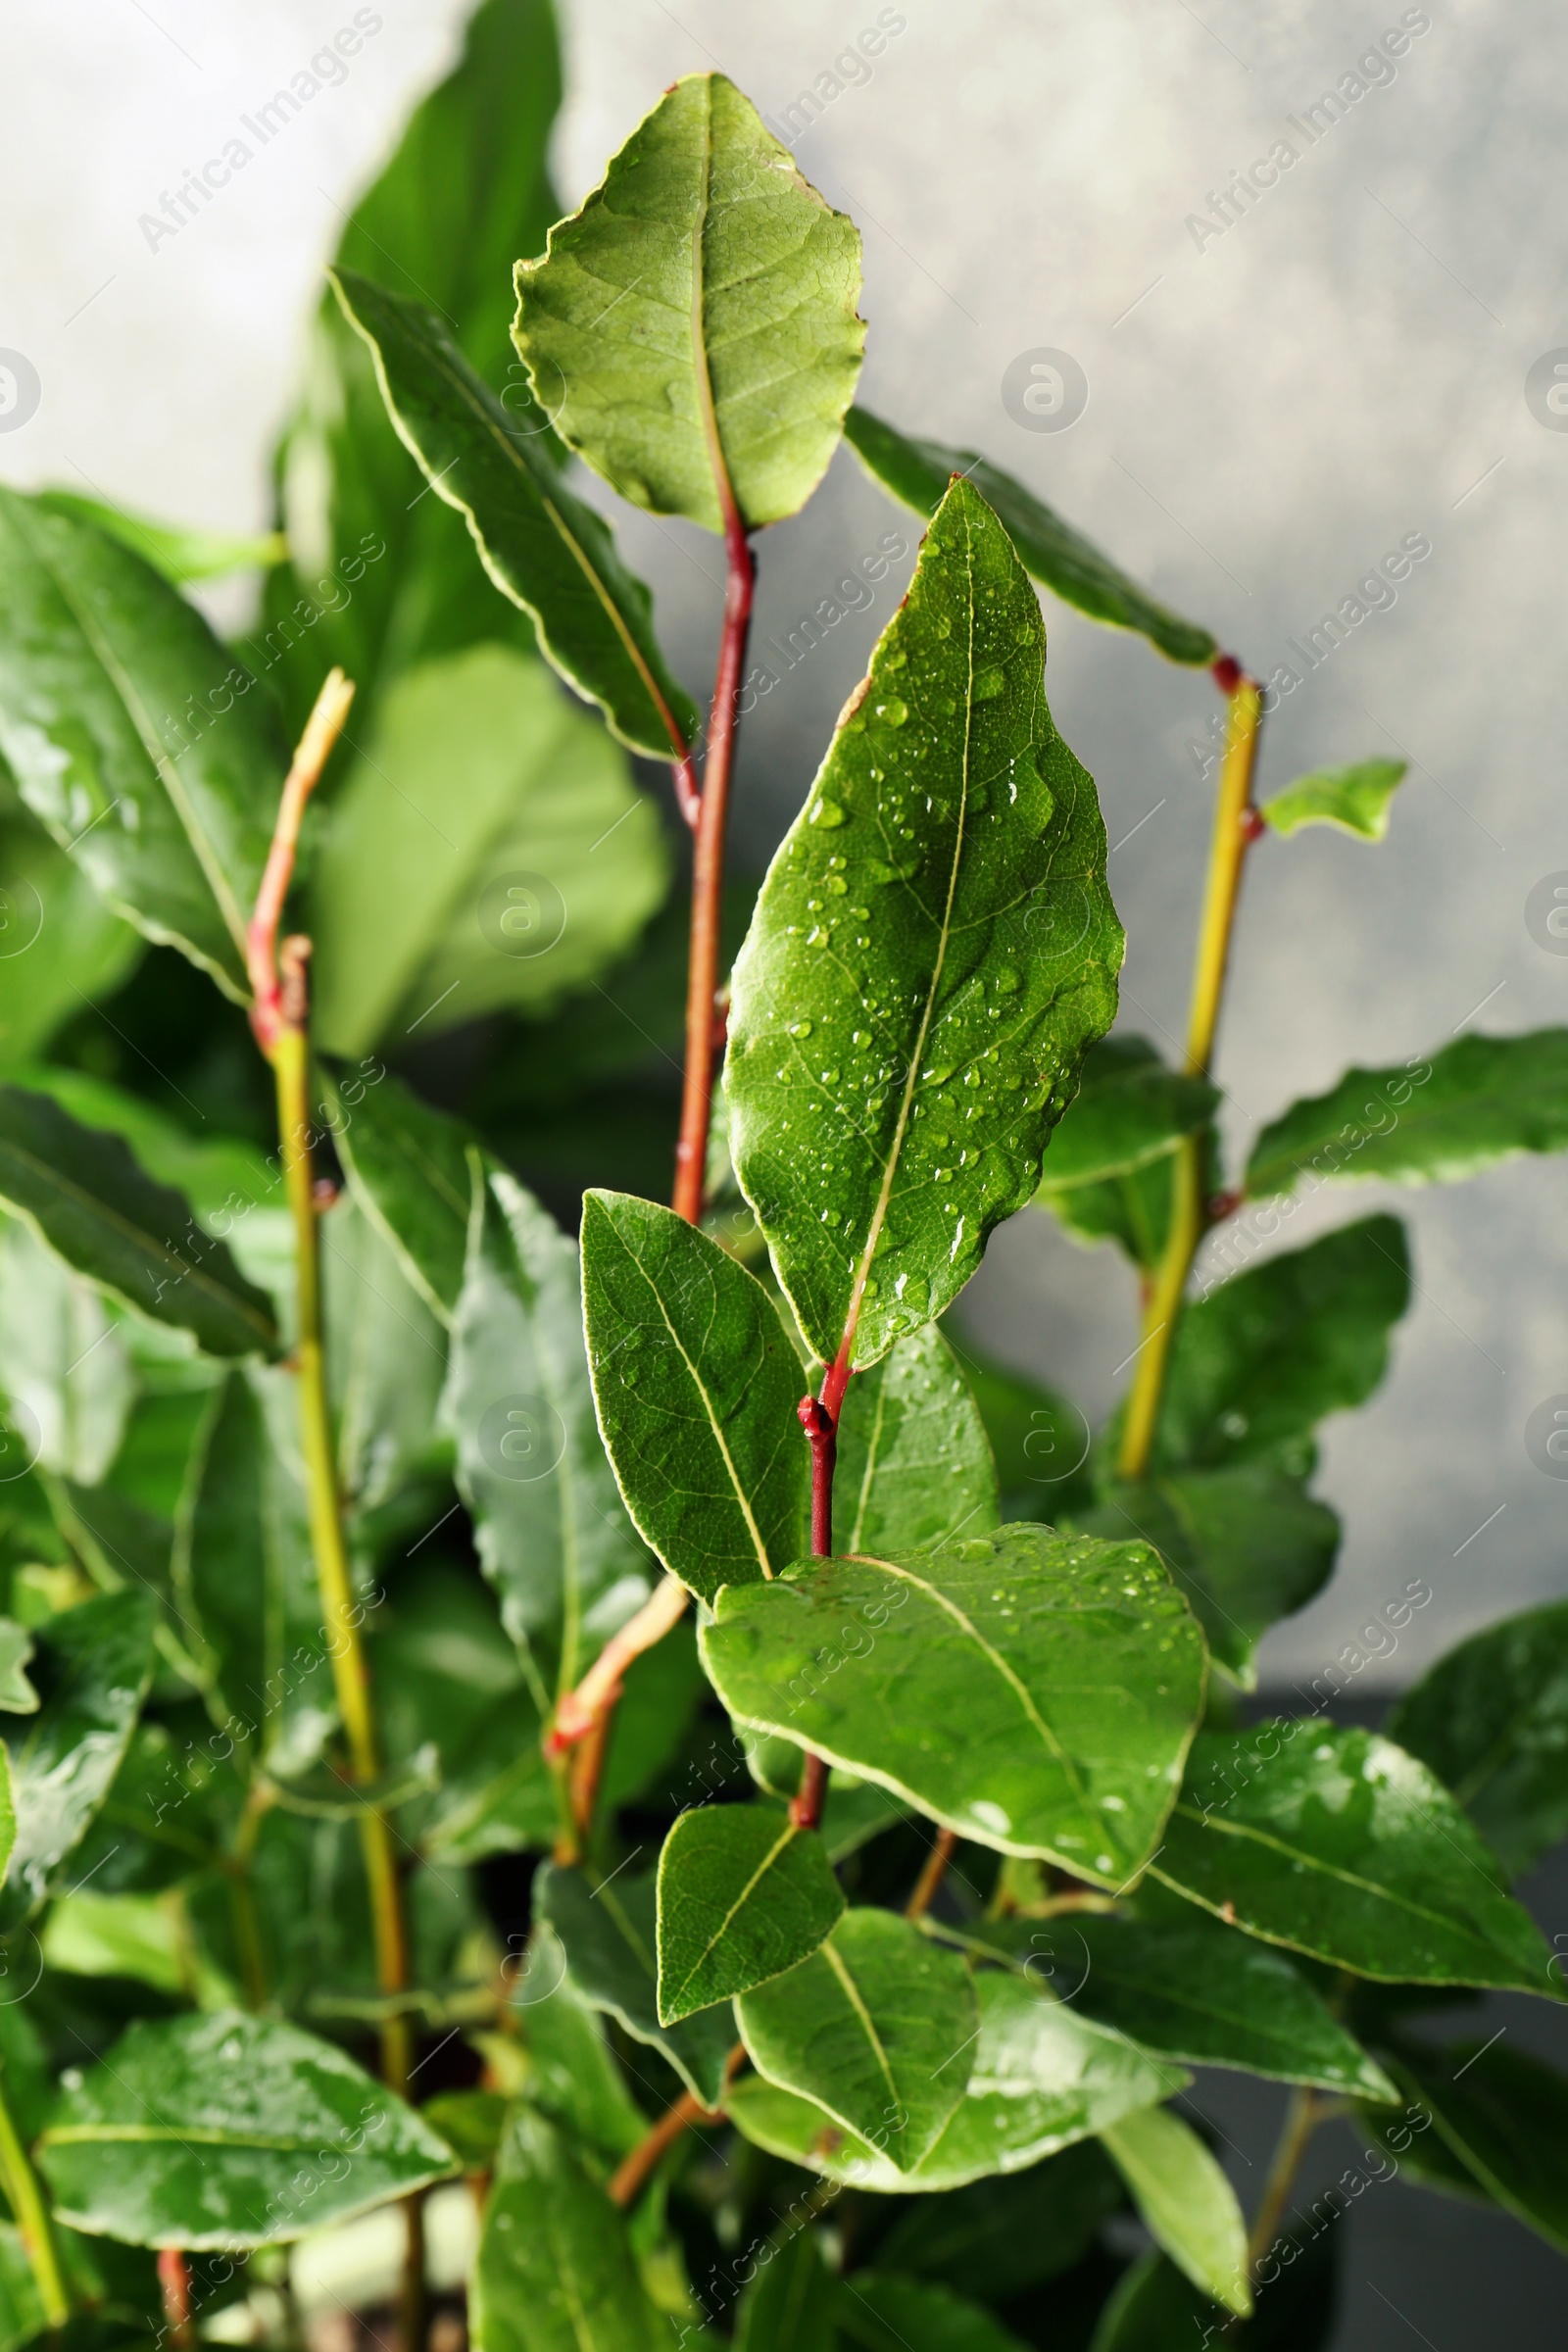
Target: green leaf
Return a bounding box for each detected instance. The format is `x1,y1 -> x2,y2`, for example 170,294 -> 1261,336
0,1623 -> 35,1715
1059,1915 -> 1396,2098
1387,1601 -> 1568,1877
0,818 -> 141,1079
35,492 -> 285,585
873,2142 -> 1122,2298
727,475 -> 1123,1371
655,1801 -> 844,2023
329,272 -> 700,762
1152,1724 -> 1556,1991
0,1085 -> 278,1358
1151,1216 -> 1409,1476
1381,2038 -> 1568,2254
580,1191 -> 806,1601
728,1967 -> 1178,2191
1259,758 -> 1406,841
534,1861 -> 735,2107
1037,1039 -> 1219,1193
1073,1467 -> 1339,1688
471,2109 -> 665,2352
514,1929 -> 646,2163
172,1369 -> 336,1777
0,1222 -> 133,1485
734,2226 -> 838,2352
737,1907 -> 977,2171
37,2008 -> 455,2248
443,1168 -> 655,1704
1100,2105 -> 1250,2316
0,2223 -> 46,2352
0,1589 -> 156,1928
421,2088 -> 510,2172
1089,2234 -> 1337,2352
327,1067 -> 480,1324
1245,1030 -> 1568,1200
323,1193 -> 450,1523
836,2274 -> 1031,2352
514,74 -> 863,533
0,488 -> 285,1000
701,1522 -> 1205,1885
12,1065 -> 279,1248
1029,1041 -> 1205,1272
42,1886 -> 233,2004
938,1332 -> 1094,1522
836,1324 -> 998,1554
843,408 -> 1216,666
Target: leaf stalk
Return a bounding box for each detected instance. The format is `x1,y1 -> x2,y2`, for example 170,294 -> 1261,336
0,2062 -> 68,2328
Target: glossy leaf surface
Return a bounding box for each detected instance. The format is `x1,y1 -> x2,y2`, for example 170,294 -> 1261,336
843,407 -> 1216,664
35,491 -> 285,585
835,1322 -> 998,1554
473,2110 -> 667,2352
0,1085 -> 277,1358
535,1861 -> 734,2106
1259,756 -> 1406,841
728,477 -> 1123,1369
581,1191 -> 805,1600
1388,1600 -> 1568,1877
1101,2105 -> 1250,2315
737,1907 -> 977,2169
331,271 -> 699,761
702,1522 -> 1204,1882
1152,1725 -> 1554,1990
1245,1029 -> 1568,1200
0,489 -> 283,999
655,1800 -> 844,2023
38,2009 -> 454,2247
514,74 -> 863,532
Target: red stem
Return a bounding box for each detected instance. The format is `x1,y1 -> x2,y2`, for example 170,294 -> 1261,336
672,511 -> 756,1222
158,2249 -> 193,2351
789,1344 -> 855,1833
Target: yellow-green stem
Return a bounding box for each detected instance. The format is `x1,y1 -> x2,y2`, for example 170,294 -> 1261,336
1247,2086 -> 1322,2267
0,2064 -> 68,2328
1116,676 -> 1263,1483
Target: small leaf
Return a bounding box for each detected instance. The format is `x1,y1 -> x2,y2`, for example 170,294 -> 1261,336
308,645 -> 669,1055
330,271 -> 700,762
35,491 -> 286,584
514,74 -> 864,532
1152,1724 -> 1556,1991
0,488 -> 285,1000
701,1522 -> 1205,1886
836,2274 -> 1032,2352
835,1323 -> 998,1554
443,1169 -> 655,1704
0,1624 -> 36,1716
0,1589 -> 155,1929
1380,2038 -> 1568,2255
1074,1466 -> 1339,1688
733,2225 -> 838,2352
728,475 -> 1123,1371
1102,2105 -> 1250,2318
1151,1215 -> 1409,1477
1037,1039 -> 1219,1192
1259,757 -> 1406,841
737,1908 -> 977,2171
1388,1600 -> 1568,1878
327,1067 -> 480,1324
471,2109 -> 665,2352
655,1801 -> 844,2023
37,2009 -> 455,2247
843,407 -> 1216,665
728,1968 -> 1178,2191
580,1191 -> 806,1600
1245,1029 -> 1568,1200
534,1861 -> 735,2107
0,1087 -> 278,1359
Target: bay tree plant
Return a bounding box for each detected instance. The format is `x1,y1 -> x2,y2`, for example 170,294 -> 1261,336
0,11 -> 1561,2352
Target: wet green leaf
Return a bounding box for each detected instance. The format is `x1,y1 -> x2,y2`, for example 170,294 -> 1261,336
835,1323 -> 998,1554
701,1522 -> 1205,1885
0,1623 -> 35,1716
843,408 -> 1216,665
1388,1600 -> 1568,1878
1245,1030 -> 1568,1200
330,273 -> 699,761
471,2109 -> 665,2352
0,489 -> 285,1000
0,1086 -> 278,1359
737,1907 -> 976,2170
1152,1724 -> 1555,1991
1259,758 -> 1406,841
0,1589 -> 156,1928
37,2009 -> 455,2247
35,492 -> 285,585
580,1191 -> 806,1601
535,1861 -> 735,2107
656,1801 -> 844,2023
327,1067 -> 480,1324
1100,2105 -> 1250,2315
728,476 -> 1123,1371
515,74 -> 862,532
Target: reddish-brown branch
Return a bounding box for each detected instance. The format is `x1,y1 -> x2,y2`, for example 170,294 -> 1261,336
158,2249 -> 193,2352
672,509 -> 756,1222
798,1396 -> 838,1557
547,1573 -> 690,1757
790,1750 -> 830,1832
246,668 -> 354,1054
906,1828 -> 957,1921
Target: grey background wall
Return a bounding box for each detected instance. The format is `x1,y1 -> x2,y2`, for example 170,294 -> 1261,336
5,0 -> 1566,1689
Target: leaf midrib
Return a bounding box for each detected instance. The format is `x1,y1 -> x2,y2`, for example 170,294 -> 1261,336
668,1818 -> 800,2009
42,2123 -> 376,2151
